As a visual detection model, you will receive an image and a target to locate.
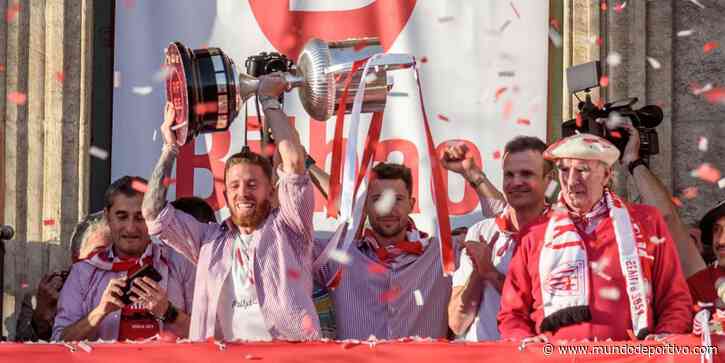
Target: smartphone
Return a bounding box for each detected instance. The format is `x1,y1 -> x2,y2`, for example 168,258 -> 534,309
120,264 -> 162,305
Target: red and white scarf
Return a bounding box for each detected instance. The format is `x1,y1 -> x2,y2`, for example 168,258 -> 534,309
361,220 -> 430,264
84,244 -> 154,272
539,190 -> 650,339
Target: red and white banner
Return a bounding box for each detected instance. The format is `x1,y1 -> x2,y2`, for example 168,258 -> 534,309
112,0 -> 550,235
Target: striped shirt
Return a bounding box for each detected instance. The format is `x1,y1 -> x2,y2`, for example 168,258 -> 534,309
147,169 -> 320,341
315,231 -> 459,340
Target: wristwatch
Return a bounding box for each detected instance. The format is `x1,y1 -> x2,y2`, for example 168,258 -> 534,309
259,95 -> 281,111
157,304 -> 179,324
627,158 -> 648,175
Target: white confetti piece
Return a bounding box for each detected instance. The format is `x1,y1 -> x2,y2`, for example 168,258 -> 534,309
605,111 -> 627,130
152,129 -> 158,141
89,146 -> 109,160
646,57 -> 661,70
606,52 -> 622,67
692,83 -> 712,95
545,180 -> 558,199
698,136 -> 708,152
364,72 -> 378,84
498,71 -> 515,77
113,71 -> 122,88
389,92 -> 409,97
374,188 -> 396,216
598,287 -> 621,301
499,19 -> 512,33
132,86 -> 153,95
328,249 -> 351,265
438,16 -> 454,23
649,236 -> 665,245
78,341 -> 92,352
688,0 -> 705,9
414,289 -> 424,306
170,121 -> 188,131
677,29 -> 694,37
718,178 -> 725,189
153,65 -> 172,83
548,27 -> 562,48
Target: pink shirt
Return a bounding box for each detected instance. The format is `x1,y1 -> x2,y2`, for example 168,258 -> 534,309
51,244 -> 195,341
147,170 -> 320,341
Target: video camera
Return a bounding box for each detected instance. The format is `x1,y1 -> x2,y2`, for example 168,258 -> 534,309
561,61 -> 663,166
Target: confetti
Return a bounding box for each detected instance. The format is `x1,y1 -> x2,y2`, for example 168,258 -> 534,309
575,113 -> 583,128
171,121 -> 188,131
43,219 -> 55,226
646,57 -> 661,70
328,249 -> 351,265
688,0 -> 705,9
606,52 -> 622,67
549,18 -> 560,31
131,180 -> 148,193
20,282 -> 28,289
692,163 -> 721,183
492,150 -> 501,160
437,16 -> 454,23
502,100 -> 513,120
153,65 -> 172,83
244,354 -> 262,361
414,289 -> 424,306
510,2 -> 520,18
380,286 -> 401,303
719,178 -> 725,189
0,64 -> 4,72
671,196 -> 683,207
516,118 -> 530,126
499,19 -> 512,33
682,186 -> 699,200
152,129 -> 158,141
599,75 -> 609,87
609,130 -> 622,138
614,1 -> 627,13
698,137 -> 708,152
114,71 -> 121,88
162,177 -> 176,187
78,341 -> 92,353
677,29 -> 694,37
388,92 -> 408,97
545,180 -> 558,199
702,88 -> 725,105
287,268 -> 300,280
598,287 -> 621,300
495,87 -> 508,102
132,86 -> 153,95
600,1 -> 608,11
419,56 -> 428,64
368,262 -> 386,274
374,188 -> 397,216
89,146 -> 109,160
364,72 -> 378,84
5,3 -> 20,22
649,236 -> 666,245
437,114 -> 450,122
703,41 -> 719,54
498,71 -> 515,77
7,91 -> 27,105
548,26 -> 562,48
55,71 -> 65,83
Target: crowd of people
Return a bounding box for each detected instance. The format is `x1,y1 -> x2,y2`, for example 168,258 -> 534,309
16,74 -> 724,343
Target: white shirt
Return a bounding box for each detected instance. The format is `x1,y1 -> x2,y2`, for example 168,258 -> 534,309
452,218 -> 518,341
215,233 -> 272,341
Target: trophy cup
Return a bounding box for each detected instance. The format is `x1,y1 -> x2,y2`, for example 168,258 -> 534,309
164,37 -> 414,145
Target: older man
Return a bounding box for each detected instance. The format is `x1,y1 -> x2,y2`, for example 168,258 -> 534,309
498,133 -> 692,342
448,136 -> 552,341
143,75 -> 318,341
53,177 -> 195,341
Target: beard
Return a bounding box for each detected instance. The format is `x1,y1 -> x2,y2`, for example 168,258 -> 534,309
231,199 -> 272,229
369,217 -> 408,239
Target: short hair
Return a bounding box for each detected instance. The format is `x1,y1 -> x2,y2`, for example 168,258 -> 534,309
503,136 -> 553,174
104,176 -> 148,209
69,211 -> 105,258
172,197 -> 217,224
371,162 -> 413,195
224,149 -> 273,183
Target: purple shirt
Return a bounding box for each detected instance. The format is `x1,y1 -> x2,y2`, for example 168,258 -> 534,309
51,243 -> 195,341
147,170 -> 320,341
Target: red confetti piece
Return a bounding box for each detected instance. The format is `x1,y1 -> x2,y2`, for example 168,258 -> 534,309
502,100 -> 513,120
694,163 -> 722,183
419,56 -> 428,63
510,2 -> 520,18
599,75 -> 610,87
5,3 -> 20,22
672,197 -> 683,207
576,113 -> 583,128
609,130 -> 622,138
682,186 -> 699,200
244,354 -> 262,360
516,118 -> 530,126
247,117 -> 261,131
367,262 -> 386,274
702,88 -> 725,105
492,150 -> 501,160
704,41 -> 719,54
495,87 -> 508,102
264,143 -> 276,156
162,177 -> 176,187
380,286 -> 401,303
287,268 -> 300,280
131,180 -> 148,193
55,71 -> 64,83
614,1 -> 626,13
549,18 -> 560,31
7,91 -> 27,105
437,114 -> 450,122
600,1 -> 608,11
43,219 -> 55,226
20,282 -> 28,289
596,36 -> 603,46
0,64 -> 5,72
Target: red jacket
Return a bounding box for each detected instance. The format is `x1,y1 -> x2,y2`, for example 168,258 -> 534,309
498,203 -> 693,341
